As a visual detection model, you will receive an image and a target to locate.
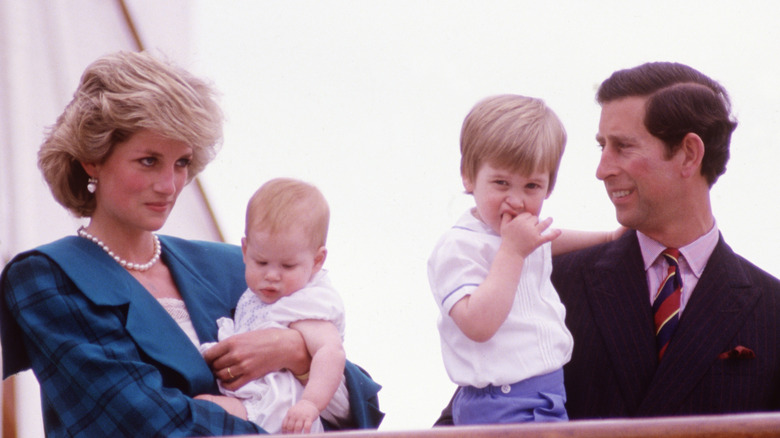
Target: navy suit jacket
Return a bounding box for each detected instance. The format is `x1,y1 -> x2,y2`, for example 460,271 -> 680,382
2,235 -> 382,436
552,230 -> 780,419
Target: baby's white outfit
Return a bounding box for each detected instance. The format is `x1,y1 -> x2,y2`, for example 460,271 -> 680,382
200,270 -> 347,433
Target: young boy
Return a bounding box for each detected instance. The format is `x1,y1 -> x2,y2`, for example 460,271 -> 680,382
198,178 -> 347,434
428,95 -> 621,425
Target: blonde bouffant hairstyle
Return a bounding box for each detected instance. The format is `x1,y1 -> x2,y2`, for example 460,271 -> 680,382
245,178 -> 330,249
38,50 -> 224,217
460,94 -> 567,195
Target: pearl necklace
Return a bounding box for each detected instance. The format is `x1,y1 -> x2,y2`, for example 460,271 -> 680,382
78,226 -> 161,271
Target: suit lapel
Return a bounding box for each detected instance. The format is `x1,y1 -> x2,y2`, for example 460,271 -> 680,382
584,232 -> 658,412
39,236 -> 215,395
638,235 -> 760,414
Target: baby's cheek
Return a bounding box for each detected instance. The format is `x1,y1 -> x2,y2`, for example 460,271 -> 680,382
245,268 -> 260,287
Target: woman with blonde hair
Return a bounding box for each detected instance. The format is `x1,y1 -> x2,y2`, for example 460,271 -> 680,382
1,51 -> 382,436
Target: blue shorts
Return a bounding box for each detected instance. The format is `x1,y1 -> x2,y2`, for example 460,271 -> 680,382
453,369 -> 568,425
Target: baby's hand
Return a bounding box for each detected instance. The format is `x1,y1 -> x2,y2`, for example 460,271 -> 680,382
282,399 -> 320,434
499,212 -> 560,258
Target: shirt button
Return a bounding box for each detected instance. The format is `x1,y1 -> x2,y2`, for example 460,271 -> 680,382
501,384 -> 511,394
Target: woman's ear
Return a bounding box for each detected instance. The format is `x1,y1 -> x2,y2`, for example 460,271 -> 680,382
81,161 -> 98,178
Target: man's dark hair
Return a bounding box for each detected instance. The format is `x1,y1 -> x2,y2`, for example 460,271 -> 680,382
597,62 -> 737,186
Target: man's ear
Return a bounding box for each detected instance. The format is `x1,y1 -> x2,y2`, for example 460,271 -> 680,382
313,246 -> 327,273
679,132 -> 705,178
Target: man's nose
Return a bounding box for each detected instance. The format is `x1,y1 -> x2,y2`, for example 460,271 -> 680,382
596,147 -> 615,181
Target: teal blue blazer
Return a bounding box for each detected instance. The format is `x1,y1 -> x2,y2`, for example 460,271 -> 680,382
2,235 -> 382,436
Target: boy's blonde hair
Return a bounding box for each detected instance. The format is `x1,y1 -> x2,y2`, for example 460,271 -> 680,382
245,178 -> 330,249
460,94 -> 567,194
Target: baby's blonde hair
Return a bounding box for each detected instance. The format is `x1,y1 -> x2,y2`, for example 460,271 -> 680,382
460,94 -> 567,194
245,178 -> 330,249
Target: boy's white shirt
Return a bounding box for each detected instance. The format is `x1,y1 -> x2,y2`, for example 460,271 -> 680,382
428,210 -> 573,388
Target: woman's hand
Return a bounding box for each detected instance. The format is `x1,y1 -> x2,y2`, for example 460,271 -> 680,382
202,327 -> 311,391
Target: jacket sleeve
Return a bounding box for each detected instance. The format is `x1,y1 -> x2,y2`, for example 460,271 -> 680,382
3,254 -> 264,437
321,361 -> 384,430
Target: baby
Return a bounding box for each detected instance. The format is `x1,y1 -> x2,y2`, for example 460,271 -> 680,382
198,178 -> 347,434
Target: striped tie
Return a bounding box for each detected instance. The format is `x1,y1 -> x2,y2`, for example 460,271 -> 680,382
653,248 -> 682,360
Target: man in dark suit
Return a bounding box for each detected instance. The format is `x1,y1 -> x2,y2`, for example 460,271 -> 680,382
552,62 -> 780,419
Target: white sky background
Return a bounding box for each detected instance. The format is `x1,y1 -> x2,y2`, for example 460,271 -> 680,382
189,1 -> 780,431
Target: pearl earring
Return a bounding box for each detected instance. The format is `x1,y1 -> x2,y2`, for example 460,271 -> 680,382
87,177 -> 98,194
